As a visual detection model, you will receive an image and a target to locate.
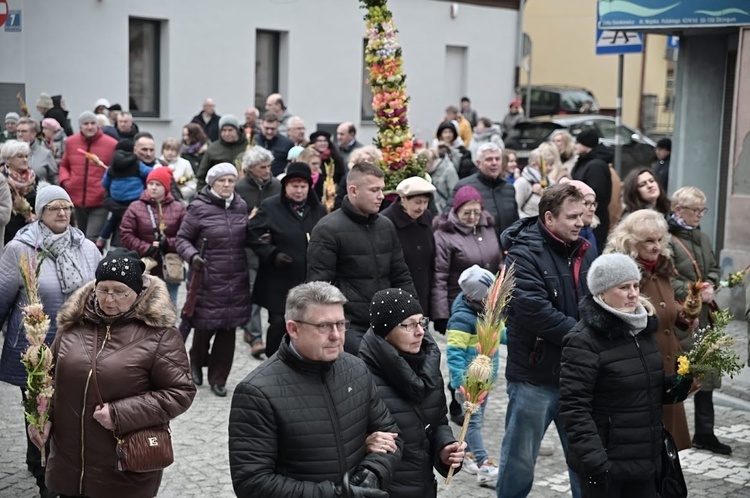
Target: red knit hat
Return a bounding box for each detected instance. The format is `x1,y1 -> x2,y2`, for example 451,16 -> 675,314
453,185 -> 484,213
146,167 -> 173,192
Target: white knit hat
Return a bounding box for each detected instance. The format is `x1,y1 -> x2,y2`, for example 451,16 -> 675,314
206,162 -> 238,186
458,265 -> 495,302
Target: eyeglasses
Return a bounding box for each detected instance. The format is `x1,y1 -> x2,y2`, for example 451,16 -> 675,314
296,320 -> 350,334
44,206 -> 73,214
459,209 -> 482,218
399,317 -> 430,332
684,207 -> 708,216
95,289 -> 132,301
583,201 -> 598,209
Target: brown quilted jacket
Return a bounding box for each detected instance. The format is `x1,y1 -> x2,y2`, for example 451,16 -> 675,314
46,276 -> 196,498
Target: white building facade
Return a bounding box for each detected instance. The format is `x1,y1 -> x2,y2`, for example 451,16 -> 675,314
0,0 -> 519,146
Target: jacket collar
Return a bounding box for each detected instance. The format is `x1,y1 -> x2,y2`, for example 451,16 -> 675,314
578,294 -> 657,340
476,171 -> 507,187
341,196 -> 379,224
277,335 -> 334,374
537,218 -> 589,258
387,199 -> 430,229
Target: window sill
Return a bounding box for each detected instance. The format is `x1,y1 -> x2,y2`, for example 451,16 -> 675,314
132,116 -> 173,123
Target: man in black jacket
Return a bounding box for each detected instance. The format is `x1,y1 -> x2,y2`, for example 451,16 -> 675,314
449,142 -> 519,244
191,98 -> 221,142
307,162 -> 417,354
497,184 -> 595,498
571,129 -> 612,250
256,112 -> 294,177
229,282 -> 402,498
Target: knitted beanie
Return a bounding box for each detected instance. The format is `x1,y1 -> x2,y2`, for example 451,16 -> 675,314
41,118 -> 61,132
5,112 -> 20,124
369,288 -> 423,338
95,248 -> 146,294
206,162 -> 238,186
36,93 -> 54,109
219,114 -> 241,132
453,185 -> 484,212
147,167 -> 174,191
78,111 -> 98,126
576,129 -> 600,149
283,162 -> 313,187
566,179 -> 596,198
35,185 -> 71,215
587,254 -> 641,296
458,265 -> 496,302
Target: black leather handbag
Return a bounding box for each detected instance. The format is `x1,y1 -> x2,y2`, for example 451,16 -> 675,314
658,425 -> 688,498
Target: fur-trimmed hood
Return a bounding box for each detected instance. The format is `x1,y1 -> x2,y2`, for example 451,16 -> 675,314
578,294 -> 657,340
57,274 -> 176,331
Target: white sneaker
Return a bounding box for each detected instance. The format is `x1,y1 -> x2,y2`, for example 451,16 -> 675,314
539,432 -> 556,456
477,459 -> 498,488
463,453 -> 478,475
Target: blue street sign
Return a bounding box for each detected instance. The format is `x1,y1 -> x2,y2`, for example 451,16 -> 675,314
667,35 -> 679,49
596,28 -> 643,55
4,9 -> 20,32
598,0 -> 750,29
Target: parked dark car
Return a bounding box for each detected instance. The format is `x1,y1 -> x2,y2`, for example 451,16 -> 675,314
504,115 -> 657,177
522,86 -> 599,118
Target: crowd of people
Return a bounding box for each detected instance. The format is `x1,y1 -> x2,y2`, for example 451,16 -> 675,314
0,92 -> 739,498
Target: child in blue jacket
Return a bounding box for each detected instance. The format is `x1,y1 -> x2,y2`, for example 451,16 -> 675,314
446,264 -> 504,488
97,139 -> 152,250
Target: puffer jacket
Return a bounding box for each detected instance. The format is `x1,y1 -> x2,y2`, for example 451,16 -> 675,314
29,138 -> 58,185
195,134 -> 249,189
46,277 -> 196,498
501,217 -> 594,386
0,222 -> 100,386
248,193 -> 327,314
176,188 -> 250,330
559,296 -> 664,481
58,129 -> 117,208
119,190 -> 186,280
102,150 -> 152,203
445,293 -> 501,390
228,336 -> 403,497
306,196 -> 417,329
381,199 -> 435,316
429,157 -> 459,214
449,172 -> 518,243
431,210 -> 501,320
358,330 -> 456,498
571,145 -> 613,249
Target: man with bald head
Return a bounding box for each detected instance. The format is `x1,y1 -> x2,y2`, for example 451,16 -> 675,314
336,122 -> 363,165
191,97 -> 222,142
265,93 -> 292,135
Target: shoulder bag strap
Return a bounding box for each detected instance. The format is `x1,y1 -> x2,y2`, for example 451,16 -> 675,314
672,236 -> 703,281
145,205 -> 161,240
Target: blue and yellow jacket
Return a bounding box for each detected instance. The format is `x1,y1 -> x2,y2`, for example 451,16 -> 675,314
445,291 -> 504,390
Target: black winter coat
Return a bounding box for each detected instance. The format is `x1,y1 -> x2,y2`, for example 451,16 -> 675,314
449,171 -> 518,243
248,193 -> 327,313
359,330 -> 456,498
501,217 -> 594,386
228,337 -> 403,497
256,134 -> 295,177
234,174 -> 282,212
381,199 -> 434,316
176,188 -> 250,330
306,197 -> 417,329
560,296 -> 665,481
191,111 -> 221,142
571,145 -> 613,249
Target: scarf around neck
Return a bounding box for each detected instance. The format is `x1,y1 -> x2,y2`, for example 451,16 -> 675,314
594,295 -> 648,334
39,222 -> 86,296
7,167 -> 36,197
670,213 -> 694,231
521,166 -> 543,186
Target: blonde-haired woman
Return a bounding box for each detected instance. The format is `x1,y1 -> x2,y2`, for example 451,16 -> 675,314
513,148 -> 554,219
668,186 -> 729,454
538,141 -> 569,182
550,130 -> 576,174
605,208 -> 691,450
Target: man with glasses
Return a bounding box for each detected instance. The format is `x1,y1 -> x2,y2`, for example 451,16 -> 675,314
229,281 -> 402,498
307,162 -> 417,354
16,117 -> 57,185
496,183 -> 595,497
449,142 -> 519,244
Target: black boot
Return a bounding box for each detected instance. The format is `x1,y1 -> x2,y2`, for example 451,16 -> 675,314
191,364 -> 203,386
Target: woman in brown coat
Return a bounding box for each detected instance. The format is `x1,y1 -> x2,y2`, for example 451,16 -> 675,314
29,249 -> 196,498
604,209 -> 692,450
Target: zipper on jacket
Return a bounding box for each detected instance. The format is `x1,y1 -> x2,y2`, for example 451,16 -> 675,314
82,141 -> 92,206
320,372 -> 348,478
633,335 -> 657,467
79,325 -> 111,494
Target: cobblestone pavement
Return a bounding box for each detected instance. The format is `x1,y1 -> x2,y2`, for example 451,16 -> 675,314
1,295 -> 749,497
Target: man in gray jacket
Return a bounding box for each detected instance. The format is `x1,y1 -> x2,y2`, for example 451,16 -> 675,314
16,118 -> 57,185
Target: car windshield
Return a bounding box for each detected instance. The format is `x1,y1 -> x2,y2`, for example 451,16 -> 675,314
560,90 -> 597,111
508,122 -> 563,140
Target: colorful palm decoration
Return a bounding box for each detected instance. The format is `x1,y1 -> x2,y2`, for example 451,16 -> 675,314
360,0 -> 424,191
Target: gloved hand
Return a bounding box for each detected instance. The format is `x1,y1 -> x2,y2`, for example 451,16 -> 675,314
158,234 -> 169,252
433,319 -> 448,335
664,373 -> 693,403
334,469 -> 388,498
191,255 -> 205,271
274,252 -> 293,268
585,471 -> 610,498
146,245 -> 159,259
